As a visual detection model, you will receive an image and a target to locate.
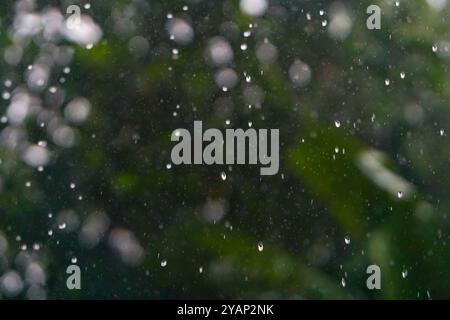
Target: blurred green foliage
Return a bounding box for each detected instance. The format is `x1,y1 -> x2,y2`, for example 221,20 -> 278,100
0,0 -> 449,299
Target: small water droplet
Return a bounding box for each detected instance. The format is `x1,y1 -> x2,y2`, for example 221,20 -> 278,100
257,241 -> 264,252
402,269 -> 408,278
70,183 -> 76,189
199,266 -> 203,273
86,43 -> 94,50
58,223 -> 67,230
341,277 -> 346,287
2,91 -> 10,100
432,44 -> 438,52
334,120 -> 341,128
385,79 -> 390,86
25,181 -> 31,187
397,191 -> 403,199
440,129 -> 445,136
400,72 -> 406,79
240,43 -> 248,51
71,257 -> 77,263
166,163 -> 172,169
344,235 -> 351,245
220,171 -> 227,181
161,259 -> 167,267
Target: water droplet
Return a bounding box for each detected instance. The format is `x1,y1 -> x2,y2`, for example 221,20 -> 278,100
33,243 -> 40,250
2,91 -> 11,100
240,43 -> 248,51
440,129 -> 445,136
322,20 -> 328,27
71,257 -> 77,263
341,277 -> 346,287
25,181 -> 31,187
319,10 -> 325,16
199,266 -> 203,273
166,163 -> 172,169
248,121 -> 253,127
397,191 -> 403,199
344,236 -> 351,245
84,3 -> 91,9
402,269 -> 408,278
58,223 -> 67,230
432,44 -> 438,52
86,43 -> 94,50
161,259 -> 167,267
220,171 -> 227,181
70,183 -> 76,189
225,120 -> 231,125
385,79 -> 390,86
334,120 -> 341,128
257,241 -> 264,252
395,1 -> 400,7
48,230 -> 53,236
243,30 -> 251,37
400,72 -> 406,79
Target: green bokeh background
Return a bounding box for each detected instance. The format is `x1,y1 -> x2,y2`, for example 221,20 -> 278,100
0,0 -> 449,299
